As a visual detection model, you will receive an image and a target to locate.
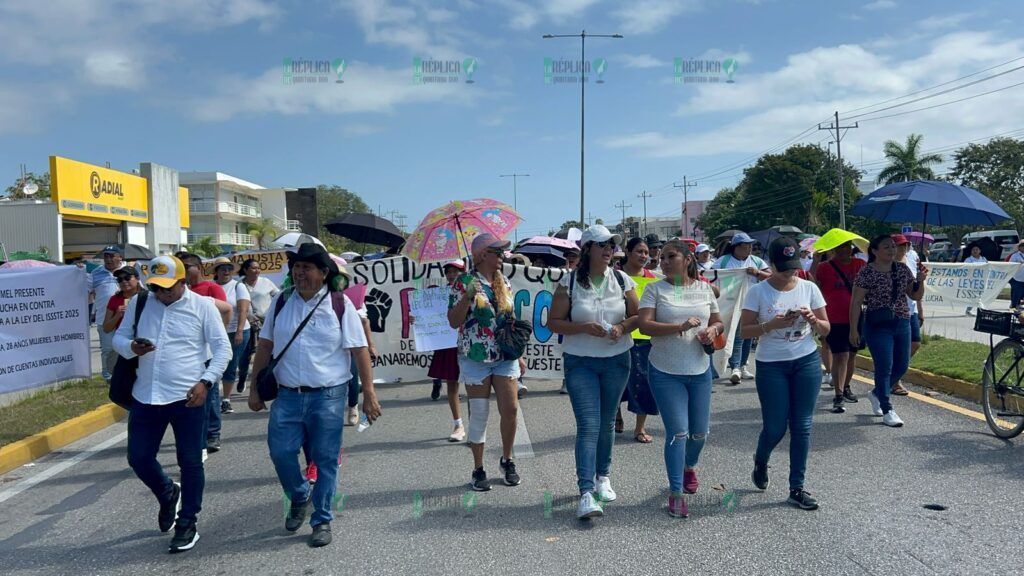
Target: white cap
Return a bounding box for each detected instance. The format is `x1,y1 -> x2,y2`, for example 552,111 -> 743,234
695,243 -> 711,254
146,255 -> 186,289
580,224 -> 622,247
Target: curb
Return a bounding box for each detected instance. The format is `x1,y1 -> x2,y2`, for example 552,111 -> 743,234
0,403 -> 127,476
853,354 -> 982,402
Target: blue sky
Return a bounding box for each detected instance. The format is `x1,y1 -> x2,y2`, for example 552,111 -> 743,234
2,0 -> 1024,238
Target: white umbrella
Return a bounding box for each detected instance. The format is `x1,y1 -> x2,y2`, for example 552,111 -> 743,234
272,232 -> 325,248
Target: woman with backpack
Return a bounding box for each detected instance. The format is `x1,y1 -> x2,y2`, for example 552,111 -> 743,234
549,225 -> 640,519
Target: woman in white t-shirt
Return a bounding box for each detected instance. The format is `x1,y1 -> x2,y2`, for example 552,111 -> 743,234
549,225 -> 639,520
213,257 -> 251,414
713,232 -> 770,384
962,245 -> 987,316
739,237 -> 830,511
637,240 -> 723,519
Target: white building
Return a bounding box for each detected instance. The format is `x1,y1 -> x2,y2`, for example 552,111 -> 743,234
179,172 -> 299,249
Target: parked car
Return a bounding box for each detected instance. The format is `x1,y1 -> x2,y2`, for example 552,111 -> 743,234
962,230 -> 1020,260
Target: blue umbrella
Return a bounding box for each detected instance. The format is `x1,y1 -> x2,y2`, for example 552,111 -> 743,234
851,180 -> 1012,253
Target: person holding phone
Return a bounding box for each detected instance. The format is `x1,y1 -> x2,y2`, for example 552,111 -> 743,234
739,238 -> 830,511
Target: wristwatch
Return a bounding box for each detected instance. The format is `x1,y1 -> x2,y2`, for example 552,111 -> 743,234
200,379 -> 213,389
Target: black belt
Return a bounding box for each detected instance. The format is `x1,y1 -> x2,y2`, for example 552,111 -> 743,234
281,385 -> 338,393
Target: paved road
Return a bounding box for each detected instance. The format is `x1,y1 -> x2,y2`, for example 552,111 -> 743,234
920,301 -> 1011,345
2,368 -> 1023,576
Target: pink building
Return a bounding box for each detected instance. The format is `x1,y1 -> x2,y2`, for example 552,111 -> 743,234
682,200 -> 710,241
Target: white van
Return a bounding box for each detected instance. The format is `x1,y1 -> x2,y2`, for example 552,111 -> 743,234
961,230 -> 1020,260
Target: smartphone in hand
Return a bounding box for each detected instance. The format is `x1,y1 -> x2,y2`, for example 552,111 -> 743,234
134,337 -> 154,347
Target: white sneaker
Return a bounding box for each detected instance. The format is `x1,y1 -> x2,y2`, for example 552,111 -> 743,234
868,391 -> 884,416
741,367 -> 755,380
882,410 -> 904,427
576,492 -> 604,519
559,381 -> 568,395
449,424 -> 466,442
595,476 -> 617,502
822,373 -> 833,386
201,448 -> 208,463
345,406 -> 359,426
729,368 -> 742,384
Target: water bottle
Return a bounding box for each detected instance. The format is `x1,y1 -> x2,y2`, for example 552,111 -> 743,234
356,412 -> 372,432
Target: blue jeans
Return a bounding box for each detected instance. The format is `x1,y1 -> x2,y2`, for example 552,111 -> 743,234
222,329 -> 251,383
238,325 -> 258,389
648,364 -> 713,493
348,351 -> 361,408
1011,279 -> 1024,309
865,317 -> 911,414
268,385 -> 346,527
204,378 -> 221,442
127,399 -> 206,524
564,351 -> 631,495
754,350 -> 820,491
729,333 -> 753,369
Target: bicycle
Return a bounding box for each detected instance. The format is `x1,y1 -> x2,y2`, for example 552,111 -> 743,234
974,308 -> 1024,438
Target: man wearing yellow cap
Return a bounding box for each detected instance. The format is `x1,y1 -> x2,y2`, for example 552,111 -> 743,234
113,255 -> 231,553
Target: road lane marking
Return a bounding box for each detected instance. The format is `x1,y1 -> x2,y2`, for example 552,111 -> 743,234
0,430 -> 128,504
513,405 -> 534,458
850,374 -> 1014,427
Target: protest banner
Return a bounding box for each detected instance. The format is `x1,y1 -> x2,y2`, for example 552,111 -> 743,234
706,269 -> 749,375
0,266 -> 91,394
921,262 -> 1020,308
409,286 -> 458,352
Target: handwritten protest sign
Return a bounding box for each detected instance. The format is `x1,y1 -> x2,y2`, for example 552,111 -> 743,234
409,286 -> 458,352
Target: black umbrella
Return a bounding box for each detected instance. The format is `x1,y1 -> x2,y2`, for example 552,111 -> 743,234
715,229 -> 745,241
116,243 -> 155,260
324,213 -> 405,248
512,244 -> 567,265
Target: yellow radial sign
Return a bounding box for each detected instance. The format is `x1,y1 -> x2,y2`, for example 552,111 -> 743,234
50,156 -> 149,223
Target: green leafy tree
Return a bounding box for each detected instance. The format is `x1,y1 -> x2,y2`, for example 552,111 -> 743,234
559,220 -> 585,231
4,172 -> 50,200
316,185 -> 375,254
876,133 -> 944,185
247,218 -> 281,250
948,137 -> 1024,228
185,236 -> 221,258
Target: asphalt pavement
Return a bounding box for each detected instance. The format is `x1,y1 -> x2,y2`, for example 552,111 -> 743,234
2,366 -> 1023,576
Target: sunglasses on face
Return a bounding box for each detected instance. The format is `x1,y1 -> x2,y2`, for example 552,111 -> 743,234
115,276 -> 135,283
596,241 -> 616,248
486,249 -> 504,257
148,284 -> 175,294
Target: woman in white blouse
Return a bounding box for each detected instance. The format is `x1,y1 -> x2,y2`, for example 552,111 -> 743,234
549,225 -> 640,520
637,240 -> 723,519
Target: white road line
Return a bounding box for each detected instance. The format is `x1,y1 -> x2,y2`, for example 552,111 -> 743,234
513,405 -> 535,458
0,430 -> 128,504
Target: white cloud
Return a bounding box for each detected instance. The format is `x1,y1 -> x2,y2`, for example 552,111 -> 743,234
82,50 -> 145,89
697,48 -> 753,65
612,0 -> 702,35
615,53 -> 667,69
190,61 -> 479,122
920,12 -> 978,31
339,0 -> 463,59
601,30 -> 1024,177
863,0 -> 897,10
342,123 -> 386,136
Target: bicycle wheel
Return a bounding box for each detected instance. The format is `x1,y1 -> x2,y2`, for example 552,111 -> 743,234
981,338 -> 1024,438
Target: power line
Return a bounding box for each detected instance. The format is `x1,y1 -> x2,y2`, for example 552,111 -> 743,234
818,111 -> 858,228
857,79 -> 1024,123
674,177 -> 698,237
614,200 -> 632,225
637,190 -> 654,237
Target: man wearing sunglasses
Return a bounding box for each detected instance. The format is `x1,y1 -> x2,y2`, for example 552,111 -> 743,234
113,255 -> 231,553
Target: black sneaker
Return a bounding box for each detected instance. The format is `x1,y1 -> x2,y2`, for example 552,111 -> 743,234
158,482 -> 181,533
168,521 -> 199,553
471,467 -> 491,492
221,400 -> 233,414
499,457 -> 521,486
206,437 -> 221,453
309,523 -> 332,548
430,380 -> 442,401
787,488 -> 819,510
236,379 -> 246,393
831,396 -> 846,414
751,460 -> 770,491
843,387 -> 859,403
285,496 -> 312,532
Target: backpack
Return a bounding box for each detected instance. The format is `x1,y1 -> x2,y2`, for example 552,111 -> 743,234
566,269 -> 628,321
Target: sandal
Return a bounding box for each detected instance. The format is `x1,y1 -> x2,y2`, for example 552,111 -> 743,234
634,431 -> 653,444
615,411 -> 624,434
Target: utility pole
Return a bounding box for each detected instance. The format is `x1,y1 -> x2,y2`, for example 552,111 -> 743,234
543,30 -> 623,224
674,177 -> 698,237
614,200 -> 631,235
500,173 -> 530,242
818,111 -> 859,229
637,190 -> 653,238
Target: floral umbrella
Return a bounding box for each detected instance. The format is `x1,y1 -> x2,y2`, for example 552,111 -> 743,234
403,199 -> 522,263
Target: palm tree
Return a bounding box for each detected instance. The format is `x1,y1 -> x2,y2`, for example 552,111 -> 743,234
186,236 -> 220,258
247,218 -> 281,250
876,134 -> 944,185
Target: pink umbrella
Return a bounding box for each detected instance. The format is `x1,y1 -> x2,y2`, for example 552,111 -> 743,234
799,236 -> 819,253
518,235 -> 578,250
904,231 -> 934,244
403,198 -> 522,263
0,259 -> 56,270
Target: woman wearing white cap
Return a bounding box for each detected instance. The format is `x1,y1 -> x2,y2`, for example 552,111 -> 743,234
713,232 -> 770,384
695,244 -> 714,272
549,225 -> 640,519
448,234 -> 522,491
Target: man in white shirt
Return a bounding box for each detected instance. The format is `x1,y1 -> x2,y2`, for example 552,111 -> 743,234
113,255 -> 231,554
248,243 -> 381,548
92,245 -> 126,382
1009,241 -> 1024,308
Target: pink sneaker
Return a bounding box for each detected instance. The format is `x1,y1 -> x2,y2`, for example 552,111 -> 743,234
305,463 -> 318,484
668,493 -> 689,518
683,469 -> 699,494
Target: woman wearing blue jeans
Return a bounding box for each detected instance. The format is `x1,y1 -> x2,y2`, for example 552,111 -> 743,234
740,237 -> 830,511
637,240 -> 723,518
550,225 -> 639,520
848,234 -> 927,428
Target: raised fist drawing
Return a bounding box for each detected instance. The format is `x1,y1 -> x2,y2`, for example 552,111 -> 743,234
365,288 -> 393,333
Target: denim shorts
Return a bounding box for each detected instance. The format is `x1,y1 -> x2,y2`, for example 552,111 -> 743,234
458,356 -> 521,386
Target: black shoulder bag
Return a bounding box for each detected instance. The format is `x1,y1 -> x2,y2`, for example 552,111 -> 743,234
109,291 -> 149,409
255,289 -> 330,401
483,276 -> 533,361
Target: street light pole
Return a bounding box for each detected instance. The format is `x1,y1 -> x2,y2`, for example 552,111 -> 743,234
500,173 -> 530,242
543,30 -> 622,225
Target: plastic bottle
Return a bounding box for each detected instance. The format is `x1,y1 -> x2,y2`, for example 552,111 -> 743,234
356,412 -> 372,432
